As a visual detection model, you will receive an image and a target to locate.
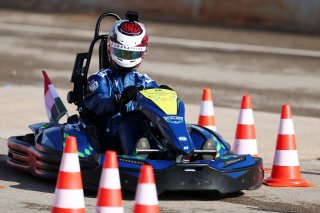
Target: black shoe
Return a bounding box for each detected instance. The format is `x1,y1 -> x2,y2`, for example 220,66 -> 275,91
135,137 -> 150,158
202,139 -> 216,160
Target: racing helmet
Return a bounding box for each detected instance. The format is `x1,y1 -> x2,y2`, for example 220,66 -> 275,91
107,16 -> 148,69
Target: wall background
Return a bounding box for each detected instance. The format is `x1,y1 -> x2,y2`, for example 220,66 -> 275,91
1,0 -> 319,33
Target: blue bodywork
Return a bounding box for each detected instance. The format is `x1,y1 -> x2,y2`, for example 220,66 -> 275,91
8,88 -> 263,194
30,89 -> 258,174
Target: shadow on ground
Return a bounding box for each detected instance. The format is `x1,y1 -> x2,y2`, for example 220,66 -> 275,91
0,154 -> 55,193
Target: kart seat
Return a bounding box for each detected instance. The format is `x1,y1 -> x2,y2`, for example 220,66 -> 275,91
99,37 -> 110,70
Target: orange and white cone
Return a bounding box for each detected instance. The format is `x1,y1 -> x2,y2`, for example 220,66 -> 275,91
263,104 -> 312,187
96,151 -> 123,213
134,165 -> 159,213
233,95 -> 258,156
198,88 -> 217,131
51,136 -> 85,213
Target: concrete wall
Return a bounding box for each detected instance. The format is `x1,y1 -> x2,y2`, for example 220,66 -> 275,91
1,0 -> 319,33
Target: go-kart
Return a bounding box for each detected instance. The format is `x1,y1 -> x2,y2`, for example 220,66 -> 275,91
7,11 -> 264,194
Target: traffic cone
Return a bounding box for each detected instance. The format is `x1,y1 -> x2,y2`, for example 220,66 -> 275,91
96,151 -> 123,213
233,95 -> 258,156
51,136 -> 85,213
133,165 -> 159,213
264,105 -> 312,187
198,88 -> 217,131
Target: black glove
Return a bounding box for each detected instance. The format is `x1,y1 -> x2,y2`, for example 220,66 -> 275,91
159,85 -> 174,91
120,85 -> 143,105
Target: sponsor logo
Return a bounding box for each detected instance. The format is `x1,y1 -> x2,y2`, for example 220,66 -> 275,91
179,136 -> 187,141
163,116 -> 183,124
89,80 -> 98,92
97,70 -> 107,77
111,42 -> 146,52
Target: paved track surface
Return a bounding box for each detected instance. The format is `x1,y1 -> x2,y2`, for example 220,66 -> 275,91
0,9 -> 319,212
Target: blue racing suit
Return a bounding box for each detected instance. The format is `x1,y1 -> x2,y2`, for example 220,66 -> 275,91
84,66 -> 158,154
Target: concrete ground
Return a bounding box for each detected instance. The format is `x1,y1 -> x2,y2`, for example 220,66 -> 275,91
0,9 -> 319,212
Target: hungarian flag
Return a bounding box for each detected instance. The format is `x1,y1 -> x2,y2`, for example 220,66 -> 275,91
42,70 -> 68,123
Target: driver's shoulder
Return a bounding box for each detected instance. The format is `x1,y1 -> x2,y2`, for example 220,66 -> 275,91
132,70 -> 154,83
86,69 -> 114,93
90,68 -> 112,79
87,69 -> 115,85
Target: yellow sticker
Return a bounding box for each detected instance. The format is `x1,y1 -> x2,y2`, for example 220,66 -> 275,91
140,89 -> 178,115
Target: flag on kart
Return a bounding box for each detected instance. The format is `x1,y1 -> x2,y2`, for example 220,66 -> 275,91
42,70 -> 68,123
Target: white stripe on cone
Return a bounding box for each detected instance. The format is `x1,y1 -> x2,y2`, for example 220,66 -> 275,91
135,184 -> 158,205
59,153 -> 81,172
53,189 -> 85,208
273,150 -> 300,166
99,169 -> 121,189
233,139 -> 258,155
96,207 -> 124,213
238,109 -> 254,124
278,119 -> 295,135
200,101 -> 215,116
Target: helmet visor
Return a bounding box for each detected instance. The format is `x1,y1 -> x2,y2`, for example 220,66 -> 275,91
110,43 -> 146,60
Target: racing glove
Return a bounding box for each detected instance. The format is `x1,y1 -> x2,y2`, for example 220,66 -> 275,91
159,84 -> 174,91
120,85 -> 144,105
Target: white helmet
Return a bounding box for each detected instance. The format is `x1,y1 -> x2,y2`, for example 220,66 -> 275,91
108,19 -> 148,69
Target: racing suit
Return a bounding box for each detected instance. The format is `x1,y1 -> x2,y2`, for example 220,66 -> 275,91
84,66 -> 158,155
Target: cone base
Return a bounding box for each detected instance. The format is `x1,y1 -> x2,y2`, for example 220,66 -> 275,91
51,207 -> 86,213
263,177 -> 312,187
134,204 -> 160,213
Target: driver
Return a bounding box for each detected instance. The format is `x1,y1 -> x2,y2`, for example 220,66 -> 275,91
84,12 -> 171,155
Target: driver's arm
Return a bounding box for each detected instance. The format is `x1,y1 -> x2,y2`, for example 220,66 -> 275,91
84,75 -> 119,116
